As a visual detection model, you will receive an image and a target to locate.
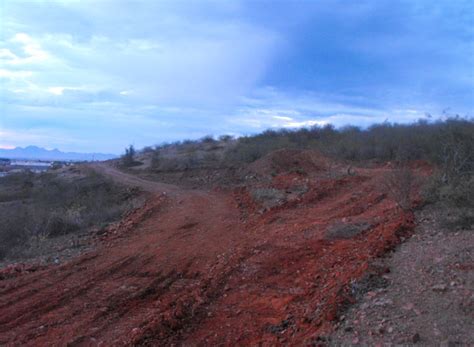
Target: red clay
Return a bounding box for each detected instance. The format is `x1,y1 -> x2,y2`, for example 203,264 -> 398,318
0,162 -> 419,346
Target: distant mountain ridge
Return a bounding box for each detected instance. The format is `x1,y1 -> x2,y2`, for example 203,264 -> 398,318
0,146 -> 117,161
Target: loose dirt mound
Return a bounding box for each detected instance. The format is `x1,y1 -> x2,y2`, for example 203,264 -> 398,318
249,149 -> 330,177
0,164 -> 420,345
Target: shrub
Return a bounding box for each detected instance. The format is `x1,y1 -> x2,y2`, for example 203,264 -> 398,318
219,135 -> 233,142
423,173 -> 474,230
122,145 -> 138,167
382,164 -> 415,211
0,170 -> 138,261
201,135 -> 216,144
142,146 -> 154,154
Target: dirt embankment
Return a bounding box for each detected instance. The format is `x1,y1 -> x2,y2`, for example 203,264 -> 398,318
0,155 -> 426,345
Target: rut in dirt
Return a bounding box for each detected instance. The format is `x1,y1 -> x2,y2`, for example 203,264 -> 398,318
0,164 -> 415,345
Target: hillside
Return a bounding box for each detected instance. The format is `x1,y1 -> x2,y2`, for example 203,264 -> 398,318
0,119 -> 472,345
0,153 -> 420,344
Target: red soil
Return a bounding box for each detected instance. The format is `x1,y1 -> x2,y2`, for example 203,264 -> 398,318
0,162 -> 420,346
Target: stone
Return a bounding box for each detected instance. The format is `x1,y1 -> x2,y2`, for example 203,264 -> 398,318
432,284 -> 447,292
412,333 -> 421,343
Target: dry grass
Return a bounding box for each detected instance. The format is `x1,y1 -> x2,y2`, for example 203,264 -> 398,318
0,169 -> 139,261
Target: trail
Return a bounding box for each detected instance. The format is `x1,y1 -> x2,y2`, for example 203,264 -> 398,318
0,163 -> 415,345
93,163 -> 179,194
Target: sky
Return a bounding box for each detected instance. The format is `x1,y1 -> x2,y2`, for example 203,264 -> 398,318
0,0 -> 473,154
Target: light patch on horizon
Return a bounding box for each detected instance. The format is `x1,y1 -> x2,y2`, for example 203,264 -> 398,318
0,144 -> 16,150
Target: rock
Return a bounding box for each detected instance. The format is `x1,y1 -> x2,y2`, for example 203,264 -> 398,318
373,298 -> 393,307
366,291 -> 377,298
412,333 -> 421,343
432,284 -> 447,292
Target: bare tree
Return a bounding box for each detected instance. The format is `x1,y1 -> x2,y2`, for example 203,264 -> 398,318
383,164 -> 415,211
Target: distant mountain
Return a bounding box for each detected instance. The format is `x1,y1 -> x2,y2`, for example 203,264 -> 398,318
0,146 -> 118,161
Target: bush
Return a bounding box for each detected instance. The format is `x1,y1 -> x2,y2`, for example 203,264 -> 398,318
219,135 -> 233,142
0,170 -> 138,261
122,145 -> 140,167
223,133 -> 293,164
383,164 -> 415,211
142,146 -> 154,154
423,173 -> 474,230
148,117 -> 473,169
201,135 -> 216,144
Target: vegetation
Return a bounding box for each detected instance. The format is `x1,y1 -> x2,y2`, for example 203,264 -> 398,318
121,144 -> 140,167
222,118 -> 473,166
0,169 -> 139,261
144,117 -> 472,170
383,164 -> 416,211
142,116 -> 473,227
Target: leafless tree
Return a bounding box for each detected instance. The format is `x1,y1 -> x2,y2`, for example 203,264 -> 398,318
383,164 -> 415,211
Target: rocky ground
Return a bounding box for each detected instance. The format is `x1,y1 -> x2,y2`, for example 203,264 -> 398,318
331,203 -> 474,345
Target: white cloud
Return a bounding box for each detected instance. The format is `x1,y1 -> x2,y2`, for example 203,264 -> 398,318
47,86 -> 65,95
8,33 -> 51,64
0,0 -> 470,152
0,69 -> 33,79
272,115 -> 293,121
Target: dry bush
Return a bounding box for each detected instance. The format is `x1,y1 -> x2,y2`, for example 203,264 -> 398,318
424,174 -> 474,230
383,165 -> 415,211
0,170 -> 139,261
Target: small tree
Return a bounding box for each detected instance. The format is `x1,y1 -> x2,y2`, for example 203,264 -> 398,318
122,145 -> 136,167
383,164 -> 415,211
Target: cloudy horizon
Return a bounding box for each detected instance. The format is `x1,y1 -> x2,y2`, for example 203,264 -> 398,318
1,0 -> 473,154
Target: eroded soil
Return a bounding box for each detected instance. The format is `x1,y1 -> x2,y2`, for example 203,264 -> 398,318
0,162 -> 424,345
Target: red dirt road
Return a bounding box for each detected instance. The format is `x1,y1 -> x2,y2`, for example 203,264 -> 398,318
0,164 -> 415,345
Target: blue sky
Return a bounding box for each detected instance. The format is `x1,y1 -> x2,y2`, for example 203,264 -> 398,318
0,0 -> 473,153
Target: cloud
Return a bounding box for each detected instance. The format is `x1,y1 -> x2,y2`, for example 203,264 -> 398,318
2,2 -> 280,108
224,87 -> 432,134
0,0 -> 472,153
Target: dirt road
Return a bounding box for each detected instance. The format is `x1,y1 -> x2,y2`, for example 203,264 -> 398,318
0,163 -> 414,345
93,163 -> 180,194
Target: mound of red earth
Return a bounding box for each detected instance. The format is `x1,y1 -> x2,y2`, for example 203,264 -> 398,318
248,149 -> 330,177
0,156 -> 424,345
